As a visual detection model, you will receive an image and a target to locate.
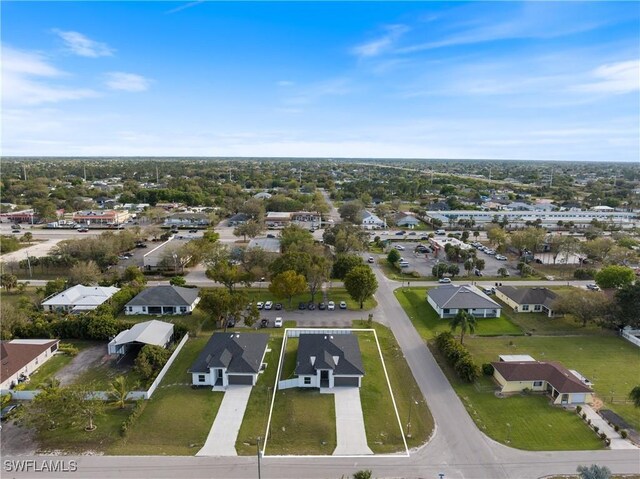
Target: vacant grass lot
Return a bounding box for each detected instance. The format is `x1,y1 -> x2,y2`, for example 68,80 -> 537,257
395,288 -> 636,450
73,360 -> 146,391
395,287 -> 523,339
237,287 -> 377,311
109,334 -> 222,455
118,309 -> 211,334
498,302 -> 603,336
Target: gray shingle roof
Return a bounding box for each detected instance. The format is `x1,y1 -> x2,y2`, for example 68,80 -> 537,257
189,333 -> 269,374
497,286 -> 557,309
428,285 -> 500,310
125,286 -> 199,307
492,361 -> 592,394
295,334 -> 364,376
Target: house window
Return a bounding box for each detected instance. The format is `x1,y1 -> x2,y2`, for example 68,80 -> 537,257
128,306 -> 133,312
533,381 -> 543,387
142,306 -> 146,312
180,307 -> 187,313
198,375 -> 206,382
443,309 -> 450,314
304,377 -> 311,385
50,344 -> 57,353
522,305 -> 530,311
534,305 -> 541,311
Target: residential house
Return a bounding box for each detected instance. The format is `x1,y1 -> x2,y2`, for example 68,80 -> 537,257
495,286 -> 558,317
282,333 -> 364,389
492,358 -> 593,405
108,320 -> 174,356
427,284 -> 501,319
1,339 -> 60,389
395,213 -> 420,229
361,210 -> 385,230
228,213 -> 249,226
125,285 -> 200,315
41,285 -> 120,313
189,332 -> 269,387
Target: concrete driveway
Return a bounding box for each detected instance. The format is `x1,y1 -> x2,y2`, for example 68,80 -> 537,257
196,385 -> 252,457
330,387 -> 373,456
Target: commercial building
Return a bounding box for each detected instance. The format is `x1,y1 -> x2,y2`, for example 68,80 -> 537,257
73,209 -> 130,225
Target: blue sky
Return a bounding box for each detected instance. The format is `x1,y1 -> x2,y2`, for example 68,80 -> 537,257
2,1 -> 639,161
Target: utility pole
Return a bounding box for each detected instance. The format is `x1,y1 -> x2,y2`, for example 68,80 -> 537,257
23,164 -> 27,181
156,165 -> 159,184
84,164 -> 87,181
549,169 -> 553,188
256,437 -> 262,479
488,167 -> 492,181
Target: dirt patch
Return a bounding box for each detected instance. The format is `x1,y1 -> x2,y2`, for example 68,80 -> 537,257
55,345 -> 107,386
0,420 -> 37,456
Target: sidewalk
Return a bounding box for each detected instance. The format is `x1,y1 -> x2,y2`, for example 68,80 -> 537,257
582,405 -> 638,450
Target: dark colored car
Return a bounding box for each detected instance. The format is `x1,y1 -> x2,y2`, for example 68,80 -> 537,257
420,236 -> 429,240
135,243 -> 147,248
189,229 -> 198,233
307,302 -> 316,310
274,303 -> 282,310
226,319 -> 236,328
260,318 -> 269,328
1,404 -> 20,421
298,302 -> 306,310
395,231 -> 405,236
318,302 -> 326,310
266,234 -> 276,238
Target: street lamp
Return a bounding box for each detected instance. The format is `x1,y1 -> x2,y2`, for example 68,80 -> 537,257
256,436 -> 262,479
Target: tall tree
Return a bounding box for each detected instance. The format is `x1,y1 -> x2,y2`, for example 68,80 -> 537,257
108,376 -> 131,409
344,265 -> 378,309
332,254 -> 363,279
449,310 -> 477,344
68,261 -> 101,286
206,261 -> 250,293
338,200 -> 365,224
595,265 -> 635,289
269,270 -> 307,307
306,257 -> 331,302
629,386 -> 640,408
1,273 -> 18,292
553,290 -> 609,327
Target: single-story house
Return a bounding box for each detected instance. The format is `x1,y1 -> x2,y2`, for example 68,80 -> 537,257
290,333 -> 365,389
495,286 -> 558,317
41,285 -> 120,313
163,212 -> 210,227
142,238 -> 192,272
1,339 -> 60,389
189,332 -> 269,387
253,191 -> 272,200
361,210 -> 385,230
228,213 -> 250,226
247,237 -> 281,253
125,285 -> 200,315
395,213 -> 420,229
492,359 -> 593,405
107,320 -> 174,356
427,284 -> 501,319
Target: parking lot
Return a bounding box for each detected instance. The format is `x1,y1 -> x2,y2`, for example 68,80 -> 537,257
379,240 -> 520,278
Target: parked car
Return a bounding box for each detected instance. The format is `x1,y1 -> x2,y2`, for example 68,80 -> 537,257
399,261 -> 410,268
264,301 -> 273,310
586,283 -> 600,291
226,319 -> 236,328
395,231 -> 406,235
318,302 -> 326,310
77,227 -> 89,233
408,231 -> 417,236
189,229 -> 198,233
298,302 -> 306,310
256,302 -> 264,310
420,236 -> 429,240
435,229 -> 446,235
274,317 -> 283,328
11,229 -> 20,234
395,245 -> 405,251
307,302 -> 316,310
327,301 -> 335,311
260,318 -> 269,328
135,243 -> 148,248
274,303 -> 282,310
474,269 -> 483,277
495,254 -> 507,261
0,404 -> 20,421
438,277 -> 452,283
266,234 -> 276,238
482,287 -> 495,295
368,256 -> 375,263
339,301 -> 347,309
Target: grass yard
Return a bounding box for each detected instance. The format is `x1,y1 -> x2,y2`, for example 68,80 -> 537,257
23,354 -> 73,389
118,309 -> 210,335
463,335 -> 640,432
265,388 -> 336,455
109,334 -> 223,455
72,360 -> 146,391
354,324 -> 433,453
36,404 -> 132,453
0,287 -> 41,308
498,303 -> 603,336
395,287 -> 523,340
237,287 -> 377,311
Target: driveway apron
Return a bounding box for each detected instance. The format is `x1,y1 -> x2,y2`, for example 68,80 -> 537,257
330,387 -> 373,456
196,385 -> 252,457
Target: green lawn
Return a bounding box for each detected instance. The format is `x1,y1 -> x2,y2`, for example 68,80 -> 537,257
265,388 -> 336,455
463,335 -> 640,432
118,309 -> 211,335
237,287 -> 377,311
498,301 -> 603,336
108,335 -> 223,455
23,354 -> 73,389
0,287 -> 41,308
395,287 -> 523,339
72,360 -> 146,391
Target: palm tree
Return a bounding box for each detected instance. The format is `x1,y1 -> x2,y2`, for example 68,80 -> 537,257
108,376 -> 130,409
449,310 -> 477,345
629,385 -> 640,408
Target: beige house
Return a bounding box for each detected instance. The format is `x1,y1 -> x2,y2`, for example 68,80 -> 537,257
492,358 -> 593,405
495,286 -> 558,317
1,339 -> 60,389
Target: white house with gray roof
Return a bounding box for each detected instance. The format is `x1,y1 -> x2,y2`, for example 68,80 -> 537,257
361,210 -> 385,230
427,284 -> 501,319
125,285 -> 200,315
189,332 -> 269,387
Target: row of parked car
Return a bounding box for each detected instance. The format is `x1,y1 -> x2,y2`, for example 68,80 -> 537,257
471,242 -> 507,261
299,300 -> 347,310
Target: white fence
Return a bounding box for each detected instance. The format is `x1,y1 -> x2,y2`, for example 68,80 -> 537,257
286,328 -> 352,338
621,327 -> 640,348
0,333 -> 190,402
278,378 -> 299,390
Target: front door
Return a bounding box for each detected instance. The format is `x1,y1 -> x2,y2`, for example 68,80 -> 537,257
216,369 -> 223,386
320,370 -> 329,388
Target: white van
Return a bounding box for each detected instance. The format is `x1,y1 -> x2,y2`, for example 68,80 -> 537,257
435,229 -> 446,235
399,260 -> 410,268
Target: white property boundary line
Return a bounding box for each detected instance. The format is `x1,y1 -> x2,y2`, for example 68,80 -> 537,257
262,327 -> 410,458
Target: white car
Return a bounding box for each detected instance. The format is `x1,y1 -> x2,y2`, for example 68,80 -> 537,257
368,256 -> 375,263
256,302 -> 264,310
399,261 -> 410,268
495,254 -> 507,261
264,301 -> 273,310
339,301 -> 347,309
438,277 -> 452,283
395,245 -> 405,251
274,317 -> 283,328
327,301 -> 335,311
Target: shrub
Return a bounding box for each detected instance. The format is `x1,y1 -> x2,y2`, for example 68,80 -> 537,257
620,430 -> 628,439
599,432 -> 607,440
587,419 -> 591,425
482,363 -> 495,376
582,413 -> 587,420
120,400 -> 147,437
593,426 -> 599,433
573,268 -> 596,280
134,345 -> 171,383
614,424 -> 619,432
58,343 -> 79,357
576,405 -> 582,414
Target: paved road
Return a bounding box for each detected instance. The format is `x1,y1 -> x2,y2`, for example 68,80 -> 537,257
5,266 -> 639,477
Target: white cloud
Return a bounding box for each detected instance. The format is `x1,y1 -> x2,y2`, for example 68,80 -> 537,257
1,46 -> 98,105
277,80 -> 295,87
165,1 -> 204,15
572,60 -> 640,95
53,29 -> 114,57
351,24 -> 409,58
105,72 -> 152,92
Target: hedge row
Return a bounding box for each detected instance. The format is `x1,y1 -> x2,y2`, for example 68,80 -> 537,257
120,400 -> 147,438
435,332 -> 480,383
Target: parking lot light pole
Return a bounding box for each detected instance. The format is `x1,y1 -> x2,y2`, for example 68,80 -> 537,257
257,436 -> 262,479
